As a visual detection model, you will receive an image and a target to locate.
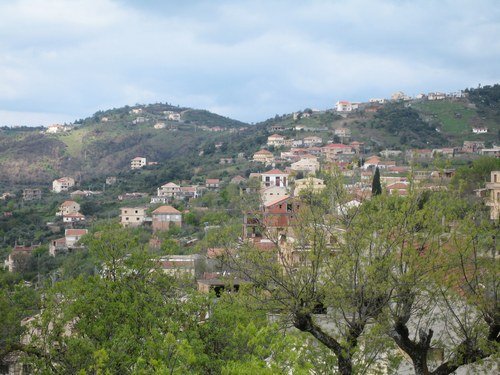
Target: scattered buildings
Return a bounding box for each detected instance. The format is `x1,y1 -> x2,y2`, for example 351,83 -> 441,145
45,124 -> 69,133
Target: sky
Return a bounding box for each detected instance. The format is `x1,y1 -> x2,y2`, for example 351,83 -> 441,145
0,0 -> 499,126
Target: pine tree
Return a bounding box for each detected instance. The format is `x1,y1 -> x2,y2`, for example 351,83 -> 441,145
371,167 -> 382,196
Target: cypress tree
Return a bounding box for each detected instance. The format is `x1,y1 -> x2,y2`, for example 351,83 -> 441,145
371,167 -> 382,196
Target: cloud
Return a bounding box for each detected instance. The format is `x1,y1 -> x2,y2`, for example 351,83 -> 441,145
0,0 -> 498,125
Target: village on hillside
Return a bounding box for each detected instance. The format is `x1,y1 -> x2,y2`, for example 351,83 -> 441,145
1,87 -> 499,374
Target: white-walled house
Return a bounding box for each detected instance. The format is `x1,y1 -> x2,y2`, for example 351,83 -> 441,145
267,134 -> 287,147
57,200 -> 80,216
52,177 -> 75,193
131,157 -> 147,169
291,157 -> 320,174
294,177 -> 325,195
253,149 -> 274,164
336,101 -> 353,112
260,186 -> 288,205
120,207 -> 148,227
261,169 -> 289,188
157,182 -> 181,197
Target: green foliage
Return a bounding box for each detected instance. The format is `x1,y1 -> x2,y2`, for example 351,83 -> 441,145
466,84 -> 500,112
450,156 -> 500,195
372,103 -> 446,147
371,167 -> 382,196
0,270 -> 39,358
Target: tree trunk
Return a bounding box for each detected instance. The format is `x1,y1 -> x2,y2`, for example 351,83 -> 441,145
294,312 -> 354,375
390,321 -> 432,375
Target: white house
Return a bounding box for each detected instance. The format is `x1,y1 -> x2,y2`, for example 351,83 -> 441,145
57,200 -> 80,216
369,98 -> 387,104
63,212 -> 86,223
267,134 -> 287,147
261,169 -> 289,188
291,157 -> 320,174
154,122 -> 166,129
120,207 -> 148,228
428,92 -> 446,101
157,182 -> 181,198
260,186 -> 288,205
303,136 -> 323,147
65,229 -> 88,248
52,177 -> 75,193
167,113 -> 181,121
294,177 -> 325,195
253,149 -> 274,164
131,157 -> 147,169
46,124 -> 69,134
472,127 -> 488,134
336,101 -> 353,112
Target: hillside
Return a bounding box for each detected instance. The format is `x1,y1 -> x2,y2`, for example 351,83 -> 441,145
256,85 -> 500,149
0,85 -> 498,187
0,103 -> 250,185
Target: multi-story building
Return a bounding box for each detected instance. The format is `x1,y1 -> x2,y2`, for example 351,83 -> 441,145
120,207 -> 148,227
290,157 -> 320,174
152,205 -> 182,232
267,134 -> 287,147
253,149 -> 274,164
261,169 -> 289,188
52,177 -> 75,193
486,171 -> 500,220
57,200 -> 80,216
294,177 -> 325,195
303,136 -> 323,147
130,157 -> 147,169
157,182 -> 181,198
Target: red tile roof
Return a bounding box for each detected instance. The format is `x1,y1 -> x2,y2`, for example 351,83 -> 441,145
65,229 -> 88,236
262,169 -> 286,175
152,205 -> 181,214
264,195 -> 290,207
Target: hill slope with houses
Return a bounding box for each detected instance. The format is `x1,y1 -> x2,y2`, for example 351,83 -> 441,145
0,85 -> 498,188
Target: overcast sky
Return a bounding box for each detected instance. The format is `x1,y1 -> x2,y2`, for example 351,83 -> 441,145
0,0 -> 499,126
